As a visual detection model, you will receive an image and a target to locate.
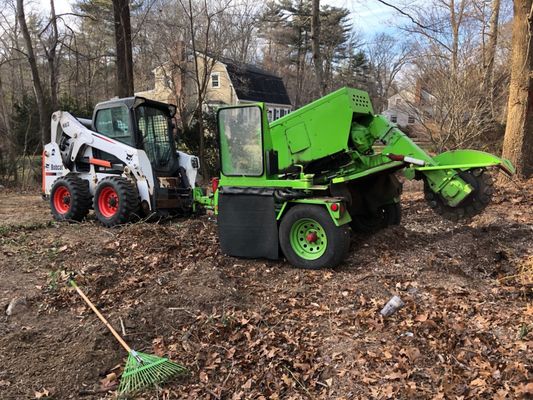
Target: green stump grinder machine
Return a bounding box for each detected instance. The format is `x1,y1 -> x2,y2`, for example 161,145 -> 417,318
42,87 -> 514,269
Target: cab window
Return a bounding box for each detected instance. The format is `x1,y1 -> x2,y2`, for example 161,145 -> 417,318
218,106 -> 263,176
135,106 -> 173,168
95,106 -> 133,146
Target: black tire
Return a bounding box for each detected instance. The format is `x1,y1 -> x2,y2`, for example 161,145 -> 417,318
94,176 -> 140,227
424,168 -> 493,222
279,204 -> 350,269
50,174 -> 91,222
350,202 -> 402,233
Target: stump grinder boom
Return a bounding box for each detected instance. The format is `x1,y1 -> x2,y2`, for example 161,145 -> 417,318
43,87 -> 515,269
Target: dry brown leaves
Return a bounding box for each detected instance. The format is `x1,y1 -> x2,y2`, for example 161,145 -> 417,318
1,180 -> 531,399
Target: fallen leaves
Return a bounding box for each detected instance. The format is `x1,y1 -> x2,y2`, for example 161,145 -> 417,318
470,377 -> 487,387
99,373 -> 118,391
400,347 -> 421,363
1,181 -> 532,399
34,388 -> 51,398
516,382 -> 533,396
415,313 -> 428,322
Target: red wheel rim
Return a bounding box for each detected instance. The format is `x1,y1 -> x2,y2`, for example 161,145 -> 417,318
53,186 -> 71,214
98,186 -> 119,218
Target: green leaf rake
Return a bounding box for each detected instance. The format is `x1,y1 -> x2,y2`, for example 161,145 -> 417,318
68,279 -> 186,395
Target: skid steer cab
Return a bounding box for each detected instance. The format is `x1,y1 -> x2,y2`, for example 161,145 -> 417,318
213,87 -> 514,269
42,97 -> 201,227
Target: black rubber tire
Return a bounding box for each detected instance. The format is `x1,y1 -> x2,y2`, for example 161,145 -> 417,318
350,202 -> 402,233
94,176 -> 140,227
279,204 -> 350,269
50,174 -> 91,222
424,169 -> 493,222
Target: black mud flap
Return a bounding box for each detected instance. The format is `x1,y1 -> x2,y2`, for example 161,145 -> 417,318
217,193 -> 278,260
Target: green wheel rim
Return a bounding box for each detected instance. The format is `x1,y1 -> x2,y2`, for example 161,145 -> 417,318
289,218 -> 328,260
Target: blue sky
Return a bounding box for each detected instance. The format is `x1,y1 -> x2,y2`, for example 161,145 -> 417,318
37,0 -> 72,14
323,0 -> 398,36
38,0 -> 397,37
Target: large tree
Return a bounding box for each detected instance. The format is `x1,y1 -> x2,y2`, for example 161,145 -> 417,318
481,0 -> 501,117
501,0 -> 533,178
311,0 -> 324,96
16,0 -> 49,146
112,0 -> 134,97
259,0 -> 352,106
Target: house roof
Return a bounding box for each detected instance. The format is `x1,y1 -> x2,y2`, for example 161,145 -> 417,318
221,59 -> 292,106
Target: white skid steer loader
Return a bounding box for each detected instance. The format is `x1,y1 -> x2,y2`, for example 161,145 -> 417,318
42,97 -> 201,227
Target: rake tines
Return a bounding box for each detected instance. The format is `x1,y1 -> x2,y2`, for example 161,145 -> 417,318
118,351 -> 187,394
68,279 -> 187,396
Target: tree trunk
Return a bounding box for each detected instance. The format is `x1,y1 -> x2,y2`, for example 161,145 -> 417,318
16,0 -> 50,147
112,0 -> 134,97
482,0 -> 501,117
49,0 -> 60,112
0,74 -> 18,183
449,0 -> 466,78
186,0 -> 207,178
311,0 -> 324,96
295,34 -> 302,108
502,0 -> 533,178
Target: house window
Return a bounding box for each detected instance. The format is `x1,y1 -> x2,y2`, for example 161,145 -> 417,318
211,73 -> 220,88
390,115 -> 397,123
280,109 -> 287,117
267,109 -> 273,122
275,109 -> 280,120
408,115 -> 415,124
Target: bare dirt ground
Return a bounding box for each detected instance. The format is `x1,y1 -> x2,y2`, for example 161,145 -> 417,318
0,178 -> 531,400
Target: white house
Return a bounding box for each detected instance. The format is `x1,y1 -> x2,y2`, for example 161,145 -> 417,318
136,55 -> 292,123
382,87 -> 435,129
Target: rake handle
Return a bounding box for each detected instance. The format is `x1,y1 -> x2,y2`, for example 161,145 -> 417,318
69,279 -> 132,353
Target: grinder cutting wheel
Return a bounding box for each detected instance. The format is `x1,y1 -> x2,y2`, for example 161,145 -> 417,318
424,168 -> 495,221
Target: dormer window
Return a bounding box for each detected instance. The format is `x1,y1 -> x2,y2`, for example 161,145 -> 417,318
211,73 -> 220,88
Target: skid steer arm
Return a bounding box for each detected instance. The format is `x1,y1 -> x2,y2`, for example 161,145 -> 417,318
44,111 -> 154,204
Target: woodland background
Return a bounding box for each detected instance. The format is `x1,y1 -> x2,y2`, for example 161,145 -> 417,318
0,0 -> 531,185
0,2 -> 532,399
